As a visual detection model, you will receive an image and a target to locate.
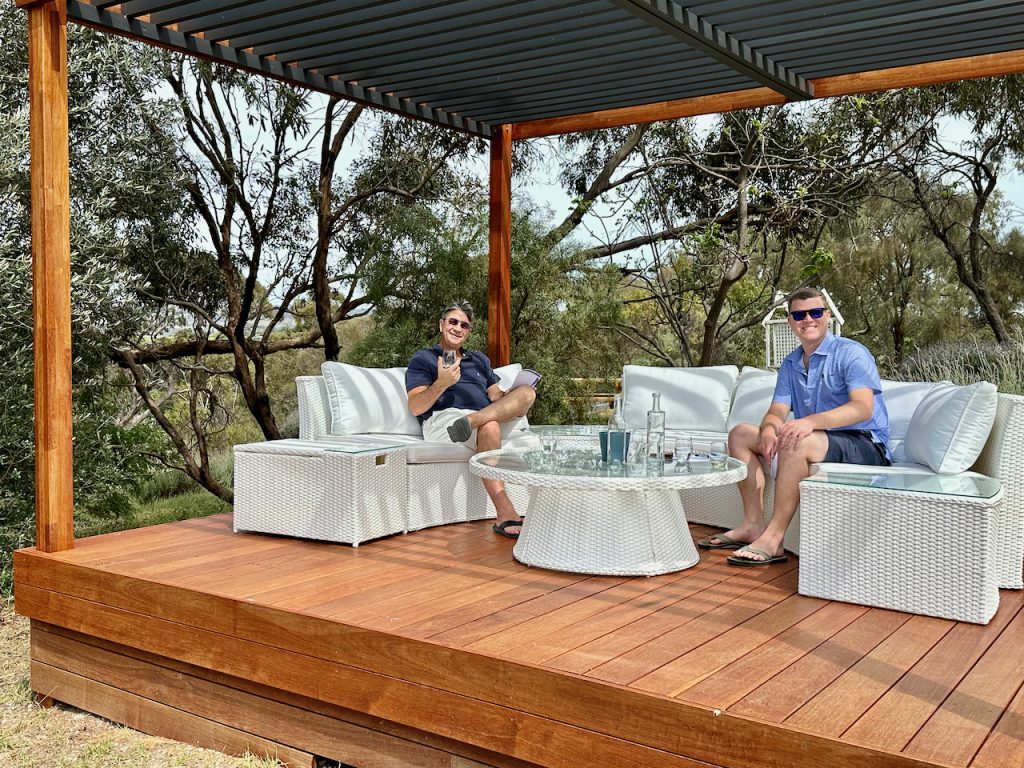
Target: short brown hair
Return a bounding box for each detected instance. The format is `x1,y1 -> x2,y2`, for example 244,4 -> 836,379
787,287 -> 826,311
441,300 -> 474,324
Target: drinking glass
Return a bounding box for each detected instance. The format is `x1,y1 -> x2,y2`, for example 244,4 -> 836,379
687,438 -> 712,470
663,437 -> 677,465
541,434 -> 557,464
628,437 -> 647,472
709,440 -> 728,470
442,349 -> 457,368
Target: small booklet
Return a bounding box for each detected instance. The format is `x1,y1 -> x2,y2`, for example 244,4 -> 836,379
511,368 -> 542,389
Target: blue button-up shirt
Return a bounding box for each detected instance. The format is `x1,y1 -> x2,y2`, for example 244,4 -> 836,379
773,333 -> 890,452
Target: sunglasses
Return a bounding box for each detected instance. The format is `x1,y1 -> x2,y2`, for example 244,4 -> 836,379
789,307 -> 827,321
445,317 -> 472,331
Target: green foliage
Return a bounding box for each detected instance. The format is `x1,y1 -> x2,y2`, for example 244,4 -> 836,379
897,331 -> 1024,394
0,5 -> 182,592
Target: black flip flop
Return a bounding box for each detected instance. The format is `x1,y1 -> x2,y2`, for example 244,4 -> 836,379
726,546 -> 788,566
492,519 -> 523,539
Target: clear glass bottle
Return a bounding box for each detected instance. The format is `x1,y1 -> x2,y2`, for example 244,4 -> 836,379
646,391 -> 665,466
607,393 -> 626,465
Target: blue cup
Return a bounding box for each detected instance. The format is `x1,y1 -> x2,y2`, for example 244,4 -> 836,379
599,430 -> 631,463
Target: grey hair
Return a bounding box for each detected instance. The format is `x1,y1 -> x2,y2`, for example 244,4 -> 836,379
440,300 -> 474,324
787,287 -> 826,310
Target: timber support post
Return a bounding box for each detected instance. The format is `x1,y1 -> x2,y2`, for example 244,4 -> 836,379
487,124 -> 512,367
20,0 -> 74,552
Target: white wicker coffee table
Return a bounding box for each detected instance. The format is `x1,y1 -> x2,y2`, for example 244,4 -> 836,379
469,448 -> 746,576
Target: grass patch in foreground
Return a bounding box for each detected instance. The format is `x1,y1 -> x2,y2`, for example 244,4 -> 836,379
75,488 -> 232,540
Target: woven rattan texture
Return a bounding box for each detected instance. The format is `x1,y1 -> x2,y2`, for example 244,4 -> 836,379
972,392 -> 1024,589
512,486 -> 700,576
233,442 -> 407,546
798,481 -> 1002,624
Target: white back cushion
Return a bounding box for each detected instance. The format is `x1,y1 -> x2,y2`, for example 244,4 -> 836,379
622,365 -> 739,431
727,367 -> 778,431
903,380 -> 998,474
880,379 -> 936,462
321,362 -> 422,436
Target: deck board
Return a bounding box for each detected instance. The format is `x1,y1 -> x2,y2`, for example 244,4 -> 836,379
14,512 -> 1022,768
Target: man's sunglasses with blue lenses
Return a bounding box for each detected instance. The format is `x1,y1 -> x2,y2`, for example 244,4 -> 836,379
789,307 -> 827,321
445,317 -> 472,331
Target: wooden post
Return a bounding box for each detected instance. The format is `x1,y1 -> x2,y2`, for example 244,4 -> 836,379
487,124 -> 512,367
21,0 -> 74,552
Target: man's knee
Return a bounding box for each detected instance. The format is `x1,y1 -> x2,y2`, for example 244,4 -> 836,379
511,386 -> 536,415
477,420 -> 502,448
729,422 -> 760,453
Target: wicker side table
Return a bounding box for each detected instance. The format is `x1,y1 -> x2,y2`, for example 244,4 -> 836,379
233,438 -> 408,546
798,470 -> 1004,624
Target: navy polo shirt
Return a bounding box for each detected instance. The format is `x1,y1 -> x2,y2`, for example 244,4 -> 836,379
406,344 -> 500,423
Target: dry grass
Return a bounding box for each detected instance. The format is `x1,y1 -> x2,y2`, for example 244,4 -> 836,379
0,603 -> 285,768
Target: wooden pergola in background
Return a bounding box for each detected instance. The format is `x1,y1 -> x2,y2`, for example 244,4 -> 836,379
16,0 -> 1024,552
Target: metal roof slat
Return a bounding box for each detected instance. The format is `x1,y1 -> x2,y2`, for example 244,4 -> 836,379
215,0 -> 461,48
384,43 -> 718,102
411,60 -> 747,114
311,14 -> 655,80
290,6 -> 633,73
607,0 -> 813,99
449,70 -> 753,120
66,1 -> 489,137
250,0 -> 598,62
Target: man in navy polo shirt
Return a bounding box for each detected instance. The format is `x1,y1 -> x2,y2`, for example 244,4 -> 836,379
698,287 -> 891,566
406,301 -> 536,539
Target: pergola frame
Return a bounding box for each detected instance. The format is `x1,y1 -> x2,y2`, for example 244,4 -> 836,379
17,0 -> 1024,555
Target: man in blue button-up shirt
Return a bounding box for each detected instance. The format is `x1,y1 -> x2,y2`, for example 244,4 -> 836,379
698,288 -> 891,565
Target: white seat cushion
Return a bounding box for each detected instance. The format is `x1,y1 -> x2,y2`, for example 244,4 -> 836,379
727,367 -> 778,431
622,365 -> 739,432
321,362 -> 422,436
903,381 -> 998,474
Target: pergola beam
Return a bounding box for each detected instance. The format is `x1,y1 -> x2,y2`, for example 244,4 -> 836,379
609,0 -> 814,100
487,125 -> 512,368
510,47 -> 1024,139
20,0 -> 74,552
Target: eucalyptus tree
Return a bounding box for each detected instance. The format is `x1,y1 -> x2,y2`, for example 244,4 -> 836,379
104,56 -> 481,501
0,4 -> 180,585
846,76 -> 1024,344
545,103 -> 880,366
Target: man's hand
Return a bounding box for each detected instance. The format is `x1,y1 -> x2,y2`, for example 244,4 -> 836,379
435,355 -> 461,390
777,417 -> 815,452
758,426 -> 779,460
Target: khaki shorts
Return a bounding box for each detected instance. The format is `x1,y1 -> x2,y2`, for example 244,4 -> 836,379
422,408 -> 516,450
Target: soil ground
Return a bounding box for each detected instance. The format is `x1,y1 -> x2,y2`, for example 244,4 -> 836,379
0,603 -> 284,768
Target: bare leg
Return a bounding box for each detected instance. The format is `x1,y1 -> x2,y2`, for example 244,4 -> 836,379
703,423 -> 768,547
476,420 -> 521,534
466,387 -> 535,429
731,431 -> 828,562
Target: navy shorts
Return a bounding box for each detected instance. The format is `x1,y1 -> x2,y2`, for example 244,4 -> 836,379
824,430 -> 890,466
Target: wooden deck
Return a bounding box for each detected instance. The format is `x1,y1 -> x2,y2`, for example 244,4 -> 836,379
13,513 -> 1024,768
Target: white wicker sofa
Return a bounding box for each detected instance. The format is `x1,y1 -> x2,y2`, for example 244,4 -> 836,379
233,359 -> 1024,623
233,361 -> 537,541
619,364 -> 1024,623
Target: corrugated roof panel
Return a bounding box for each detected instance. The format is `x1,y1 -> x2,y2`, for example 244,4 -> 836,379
65,0 -> 1024,136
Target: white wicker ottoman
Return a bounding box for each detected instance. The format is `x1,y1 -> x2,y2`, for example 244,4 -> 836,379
233,438 -> 407,546
797,470 -> 1004,624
